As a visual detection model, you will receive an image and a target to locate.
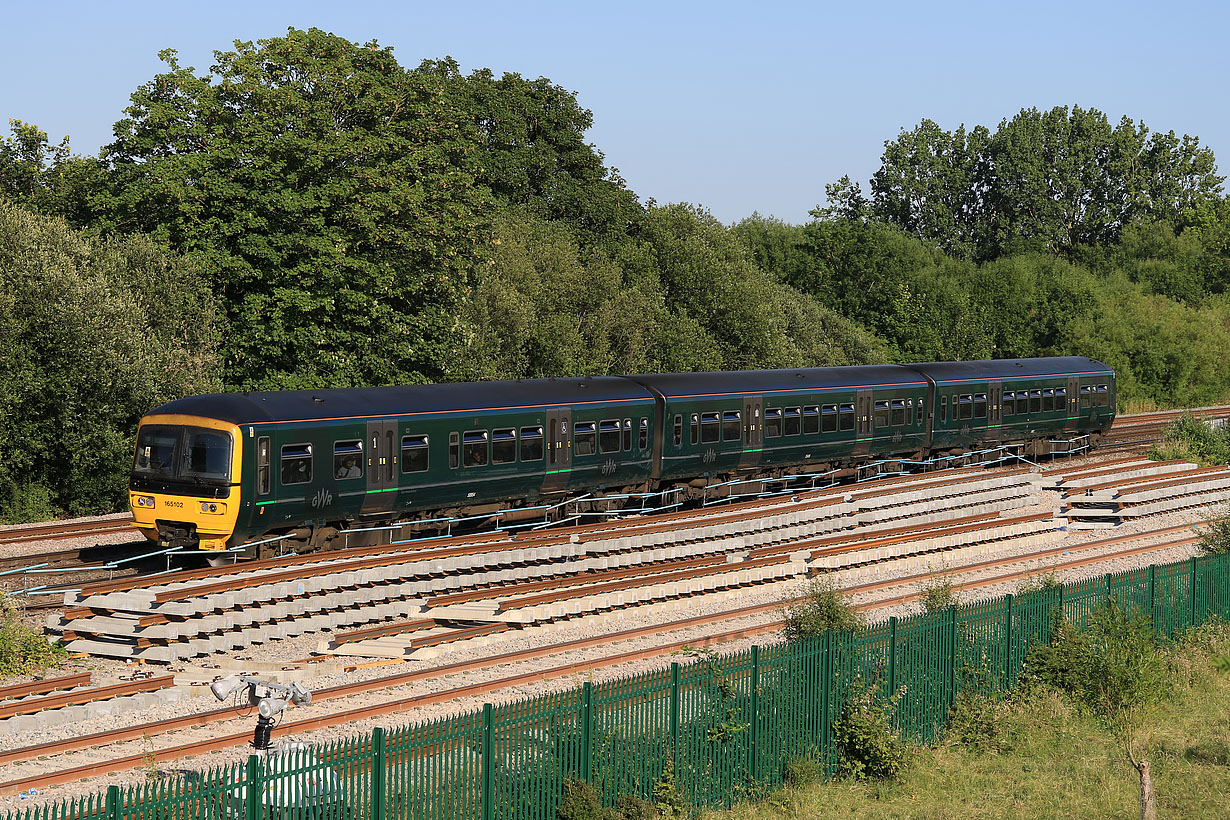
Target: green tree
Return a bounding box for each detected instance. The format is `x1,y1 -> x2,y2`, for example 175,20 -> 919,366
1073,601 -> 1168,820
0,200 -> 220,519
417,60 -> 642,249
95,28 -> 492,390
0,121 -> 102,221
864,106 -> 1224,261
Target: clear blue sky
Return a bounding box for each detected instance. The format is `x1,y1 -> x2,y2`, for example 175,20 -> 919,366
3,0 -> 1226,224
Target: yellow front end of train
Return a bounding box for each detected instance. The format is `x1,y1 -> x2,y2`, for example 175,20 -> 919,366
129,414 -> 243,552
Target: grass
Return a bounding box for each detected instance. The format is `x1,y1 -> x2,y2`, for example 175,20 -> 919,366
707,623 -> 1230,820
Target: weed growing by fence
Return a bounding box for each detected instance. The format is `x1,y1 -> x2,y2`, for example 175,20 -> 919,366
0,594 -> 65,676
782,578 -> 862,641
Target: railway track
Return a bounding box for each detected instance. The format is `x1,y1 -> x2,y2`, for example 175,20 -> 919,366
0,520 -> 1202,794
0,517 -> 134,548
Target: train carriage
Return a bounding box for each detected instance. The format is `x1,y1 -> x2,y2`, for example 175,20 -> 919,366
128,357 -> 1116,557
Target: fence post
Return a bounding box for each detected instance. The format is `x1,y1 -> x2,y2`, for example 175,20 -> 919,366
371,727 -> 387,820
1148,564 -> 1157,623
481,703 -> 495,820
105,785 -> 119,820
1192,556 -> 1200,628
821,632 -> 833,770
580,681 -> 594,782
1105,572 -> 1112,603
947,605 -> 958,709
1003,594 -> 1014,686
748,645 -> 761,783
888,617 -> 898,696
245,755 -> 260,820
674,663 -> 683,752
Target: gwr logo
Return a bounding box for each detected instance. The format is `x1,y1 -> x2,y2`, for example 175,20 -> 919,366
702,448 -> 717,464
311,488 -> 333,509
601,459 -> 618,476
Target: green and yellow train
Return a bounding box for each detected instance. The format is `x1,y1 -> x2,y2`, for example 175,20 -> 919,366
128,357 -> 1115,557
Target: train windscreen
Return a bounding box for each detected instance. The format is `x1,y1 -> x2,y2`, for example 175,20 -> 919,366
133,425 -> 233,484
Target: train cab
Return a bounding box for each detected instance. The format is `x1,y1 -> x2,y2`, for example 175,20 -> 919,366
128,414 -> 243,552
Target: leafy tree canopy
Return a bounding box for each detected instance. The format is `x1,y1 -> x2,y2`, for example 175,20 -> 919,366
866,106 -> 1225,260
95,27 -> 493,390
0,200 -> 219,520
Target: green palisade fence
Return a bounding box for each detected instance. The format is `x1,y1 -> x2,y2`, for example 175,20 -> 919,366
7,551 -> 1230,820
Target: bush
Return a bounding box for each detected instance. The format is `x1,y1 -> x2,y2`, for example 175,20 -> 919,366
0,481 -> 57,525
1147,414 -> 1230,466
557,779 -> 616,820
0,595 -> 65,676
831,682 -> 908,781
782,756 -> 822,787
783,578 -> 863,641
917,574 -> 959,614
1021,611 -> 1090,694
1197,508 -> 1230,555
1017,571 -> 1062,595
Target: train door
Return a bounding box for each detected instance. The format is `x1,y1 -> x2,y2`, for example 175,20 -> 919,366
362,419 -> 398,514
988,381 -> 1002,440
856,390 -> 873,439
1067,376 -> 1080,430
544,408 -> 572,492
739,396 -> 762,470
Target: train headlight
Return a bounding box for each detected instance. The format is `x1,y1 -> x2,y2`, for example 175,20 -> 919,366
199,503 -> 224,515
135,496 -> 154,508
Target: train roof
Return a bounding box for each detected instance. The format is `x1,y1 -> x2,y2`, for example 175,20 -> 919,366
626,365 -> 927,399
906,357 -> 1114,384
145,376 -> 656,426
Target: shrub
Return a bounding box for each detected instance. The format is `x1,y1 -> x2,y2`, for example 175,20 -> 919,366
831,682 -> 908,781
917,574 -> 960,614
783,578 -> 863,641
1017,571 -> 1062,595
613,794 -> 657,820
557,779 -> 616,820
1147,414 -> 1230,466
782,756 -> 821,787
0,595 -> 66,676
1197,508 -> 1230,555
651,757 -> 685,819
1021,610 -> 1089,694
0,481 -> 57,525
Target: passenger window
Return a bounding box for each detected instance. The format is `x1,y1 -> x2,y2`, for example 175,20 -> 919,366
463,430 -> 489,467
874,400 -> 890,429
723,411 -> 741,441
1041,389 -> 1053,412
1004,393 -> 1015,416
941,395 -> 948,422
700,412 -> 720,443
1080,386 -> 1092,409
492,428 -> 517,464
639,418 -> 649,450
449,432 -> 460,469
783,408 -> 801,436
401,435 -> 429,473
257,436 -> 271,495
821,404 -> 837,433
958,395 -> 973,421
1096,384 -> 1109,407
690,413 -> 699,445
1056,388 -> 1067,413
1029,390 -> 1042,414
622,419 -> 633,451
890,400 -> 906,426
333,440 -> 364,480
803,406 -> 820,435
520,426 -> 544,462
839,403 -> 855,431
281,444 -> 312,485
599,420 -> 621,454
765,409 -> 783,438
575,422 -> 597,456
916,398 -> 923,425
973,394 -> 987,419
673,415 -> 683,447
